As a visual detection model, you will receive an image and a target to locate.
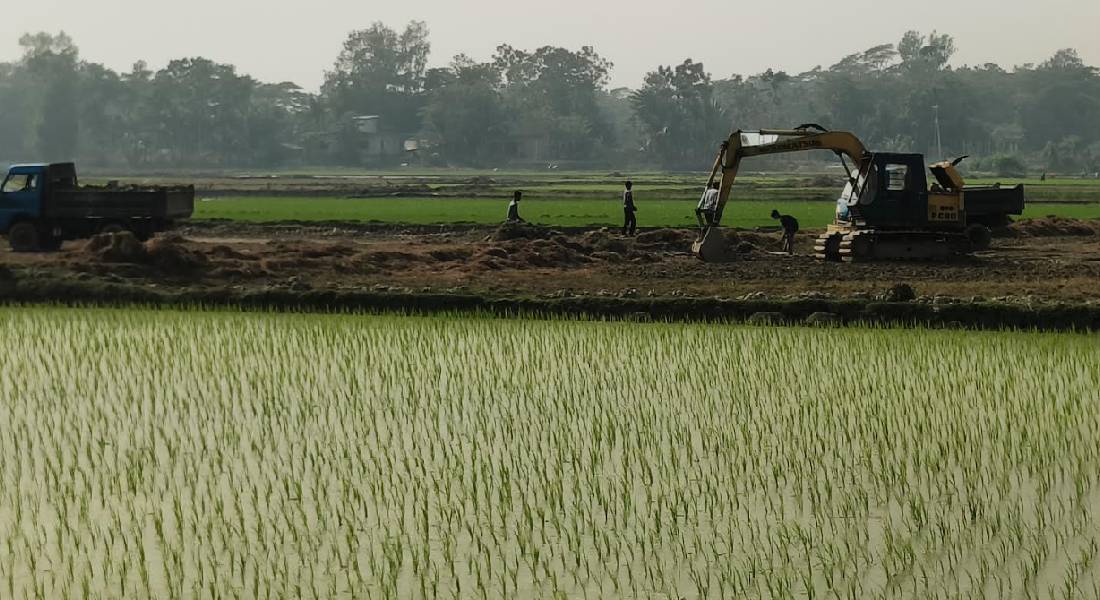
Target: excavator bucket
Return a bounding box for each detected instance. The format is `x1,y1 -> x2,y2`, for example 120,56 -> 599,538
692,227 -> 735,262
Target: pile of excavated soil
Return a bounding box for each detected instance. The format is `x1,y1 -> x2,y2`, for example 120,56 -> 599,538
1006,217 -> 1100,237
467,228 -> 701,272
727,231 -> 779,252
490,222 -> 560,242
145,234 -> 208,272
579,229 -> 630,254
633,229 -> 696,251
82,232 -> 207,273
467,237 -> 593,271
460,227 -> 779,272
84,232 -> 146,263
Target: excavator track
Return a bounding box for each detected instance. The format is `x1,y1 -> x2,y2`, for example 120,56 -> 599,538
830,229 -> 969,262
813,232 -> 843,261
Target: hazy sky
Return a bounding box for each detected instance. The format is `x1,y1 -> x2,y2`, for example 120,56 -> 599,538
3,0 -> 1097,90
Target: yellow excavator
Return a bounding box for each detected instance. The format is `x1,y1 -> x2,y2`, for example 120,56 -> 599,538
692,124 -> 1025,261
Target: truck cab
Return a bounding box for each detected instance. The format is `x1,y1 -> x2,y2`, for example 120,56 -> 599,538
0,164 -> 53,231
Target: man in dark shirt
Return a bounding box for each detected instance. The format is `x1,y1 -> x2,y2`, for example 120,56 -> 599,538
622,181 -> 637,236
771,209 -> 799,255
506,191 -> 525,223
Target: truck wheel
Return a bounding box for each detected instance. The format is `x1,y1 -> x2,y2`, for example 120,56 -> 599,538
8,222 -> 40,252
101,223 -> 126,235
966,225 -> 992,251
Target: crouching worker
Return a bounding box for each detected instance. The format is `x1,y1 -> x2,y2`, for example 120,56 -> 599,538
696,182 -> 720,227
771,209 -> 799,255
506,191 -> 525,223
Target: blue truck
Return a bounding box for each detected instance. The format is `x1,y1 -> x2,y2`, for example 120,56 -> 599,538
0,163 -> 194,251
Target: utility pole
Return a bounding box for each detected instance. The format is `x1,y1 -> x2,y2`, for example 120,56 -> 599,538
932,104 -> 943,160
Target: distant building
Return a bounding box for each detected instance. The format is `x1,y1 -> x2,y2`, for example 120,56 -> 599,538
353,115 -> 380,134
349,115 -> 398,159
297,115 -> 423,166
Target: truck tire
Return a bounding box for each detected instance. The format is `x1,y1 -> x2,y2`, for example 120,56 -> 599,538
100,222 -> 126,235
8,222 -> 40,252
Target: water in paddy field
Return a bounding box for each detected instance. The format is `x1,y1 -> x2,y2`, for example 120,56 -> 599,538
1,307 -> 1098,598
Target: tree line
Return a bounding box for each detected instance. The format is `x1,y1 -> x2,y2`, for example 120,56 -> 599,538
1,26 -> 1098,174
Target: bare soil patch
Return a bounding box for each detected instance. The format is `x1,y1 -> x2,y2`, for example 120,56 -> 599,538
3,219 -> 1099,309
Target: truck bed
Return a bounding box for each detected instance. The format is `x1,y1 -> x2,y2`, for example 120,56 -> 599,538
964,185 -> 1025,217
45,185 -> 195,220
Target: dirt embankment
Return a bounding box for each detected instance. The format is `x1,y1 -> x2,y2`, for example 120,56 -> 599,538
42,220 -> 1100,300
0,218 -> 1098,329
1001,217 -> 1100,237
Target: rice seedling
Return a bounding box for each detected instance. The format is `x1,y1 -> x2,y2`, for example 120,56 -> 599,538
0,306 -> 1098,598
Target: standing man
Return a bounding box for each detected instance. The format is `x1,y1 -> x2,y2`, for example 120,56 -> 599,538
506,190 -> 525,223
771,209 -> 799,255
696,182 -> 720,227
622,180 -> 637,236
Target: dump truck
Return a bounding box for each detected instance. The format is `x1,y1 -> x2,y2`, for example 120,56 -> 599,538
0,163 -> 194,251
693,125 -> 1025,261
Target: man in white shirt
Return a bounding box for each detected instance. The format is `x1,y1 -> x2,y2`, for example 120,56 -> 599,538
505,190 -> 525,223
696,182 -> 720,227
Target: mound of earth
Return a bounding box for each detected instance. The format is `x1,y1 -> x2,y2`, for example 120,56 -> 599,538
208,245 -> 254,260
491,222 -> 558,241
634,229 -> 696,252
145,234 -> 208,272
82,232 -> 207,273
84,232 -> 146,263
579,229 -> 629,253
1007,217 -> 1100,237
727,231 -> 775,252
466,236 -> 593,271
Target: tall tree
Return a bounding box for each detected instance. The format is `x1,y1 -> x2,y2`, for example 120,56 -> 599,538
147,58 -> 257,165
0,62 -> 33,160
493,44 -> 613,161
1019,48 -> 1100,160
20,32 -> 80,160
422,56 -> 508,165
631,59 -> 728,168
322,21 -> 430,135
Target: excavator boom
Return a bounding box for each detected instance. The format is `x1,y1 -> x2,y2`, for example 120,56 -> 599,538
706,127 -> 871,221
693,125 -> 872,261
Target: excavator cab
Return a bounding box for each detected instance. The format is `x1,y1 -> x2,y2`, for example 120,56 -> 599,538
835,166 -> 877,222
846,153 -> 942,229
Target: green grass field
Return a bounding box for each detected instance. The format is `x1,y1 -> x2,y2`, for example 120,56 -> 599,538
4,307 -> 1100,597
195,196 -> 1100,228
90,167 -> 1100,226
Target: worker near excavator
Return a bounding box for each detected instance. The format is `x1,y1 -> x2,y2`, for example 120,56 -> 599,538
622,181 -> 637,236
696,182 -> 720,227
771,209 -> 799,255
506,190 -> 525,223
